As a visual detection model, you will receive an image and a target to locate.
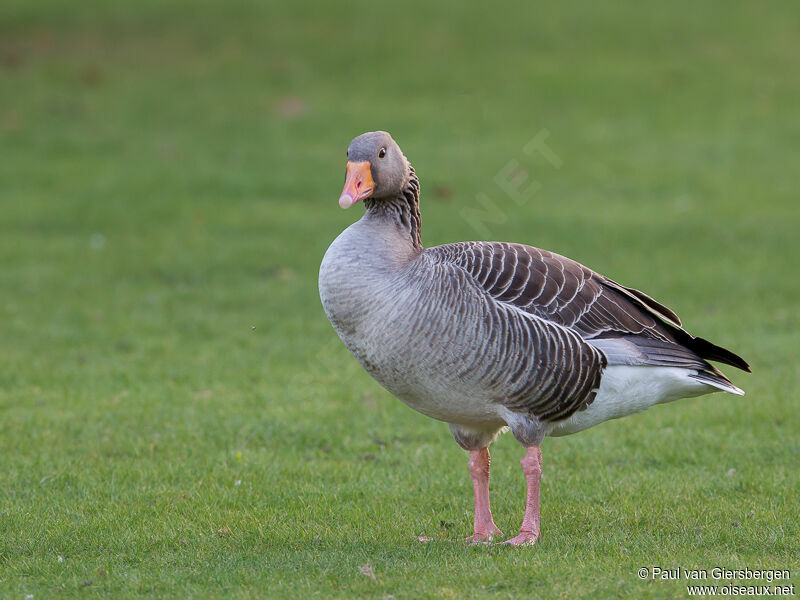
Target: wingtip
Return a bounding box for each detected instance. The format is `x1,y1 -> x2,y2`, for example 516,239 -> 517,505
688,336 -> 751,374
729,355 -> 751,373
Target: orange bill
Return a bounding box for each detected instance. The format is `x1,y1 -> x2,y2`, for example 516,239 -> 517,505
339,161 -> 375,209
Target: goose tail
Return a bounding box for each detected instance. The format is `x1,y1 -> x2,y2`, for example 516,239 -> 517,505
690,370 -> 745,396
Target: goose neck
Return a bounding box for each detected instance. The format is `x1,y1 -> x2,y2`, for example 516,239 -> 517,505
363,166 -> 423,252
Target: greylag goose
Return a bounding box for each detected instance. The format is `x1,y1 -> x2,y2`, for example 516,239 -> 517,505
318,131 -> 750,546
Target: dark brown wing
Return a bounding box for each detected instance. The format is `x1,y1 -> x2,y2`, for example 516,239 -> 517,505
430,241 -> 749,372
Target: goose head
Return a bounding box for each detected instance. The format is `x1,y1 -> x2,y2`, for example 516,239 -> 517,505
339,131 -> 409,209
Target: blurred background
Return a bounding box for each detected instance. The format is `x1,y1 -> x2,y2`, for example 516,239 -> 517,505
1,0 -> 798,597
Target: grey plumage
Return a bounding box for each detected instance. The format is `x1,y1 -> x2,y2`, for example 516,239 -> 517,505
319,131 -> 749,447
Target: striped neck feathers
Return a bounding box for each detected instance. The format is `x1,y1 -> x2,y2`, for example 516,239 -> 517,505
364,166 -> 422,251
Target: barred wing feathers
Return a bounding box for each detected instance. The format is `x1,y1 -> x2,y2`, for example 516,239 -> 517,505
428,241 -> 749,420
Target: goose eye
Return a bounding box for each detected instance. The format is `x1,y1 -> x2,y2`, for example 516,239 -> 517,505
378,148 -> 386,159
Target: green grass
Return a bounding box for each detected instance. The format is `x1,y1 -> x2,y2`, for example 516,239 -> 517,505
1,0 -> 799,597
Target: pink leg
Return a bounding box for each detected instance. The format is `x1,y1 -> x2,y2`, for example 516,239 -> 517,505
466,447 -> 504,542
504,446 -> 542,546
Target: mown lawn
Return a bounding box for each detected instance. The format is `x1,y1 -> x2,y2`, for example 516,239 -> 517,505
1,1 -> 798,598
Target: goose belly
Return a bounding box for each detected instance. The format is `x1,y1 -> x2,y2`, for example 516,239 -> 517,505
388,381 -> 504,427
548,365 -> 714,437
338,328 -> 506,428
